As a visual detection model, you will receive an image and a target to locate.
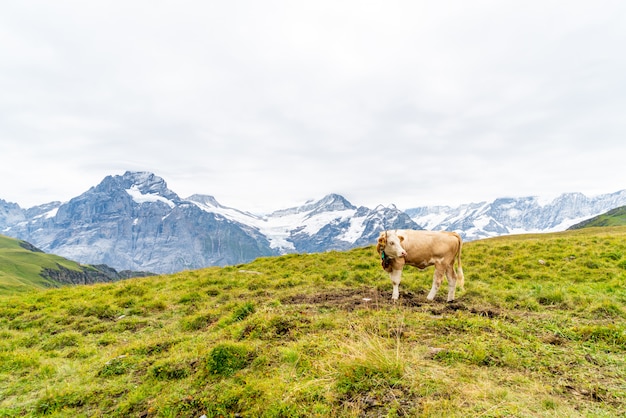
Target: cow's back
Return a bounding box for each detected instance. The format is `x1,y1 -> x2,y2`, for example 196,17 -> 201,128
399,230 -> 460,266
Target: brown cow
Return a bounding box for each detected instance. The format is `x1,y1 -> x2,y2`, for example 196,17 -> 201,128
376,229 -> 464,302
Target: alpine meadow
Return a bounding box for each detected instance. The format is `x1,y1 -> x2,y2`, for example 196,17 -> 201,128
1,227 -> 626,417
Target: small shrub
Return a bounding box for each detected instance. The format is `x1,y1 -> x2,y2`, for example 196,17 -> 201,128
584,261 -> 600,269
17,334 -> 41,348
67,304 -> 119,320
151,360 -> 189,380
353,262 -> 373,270
432,349 -> 466,365
206,288 -> 220,297
98,355 -> 132,377
115,284 -> 147,297
42,332 -> 80,351
335,331 -> 405,399
534,288 -> 567,307
97,335 -> 116,346
601,251 -> 622,261
270,317 -> 296,337
206,343 -> 253,376
231,302 -> 255,322
83,323 -> 109,335
114,318 -> 150,332
247,279 -> 268,291
118,298 -> 136,308
589,301 -> 626,319
146,300 -> 167,311
132,340 -> 176,355
336,363 -> 403,397
574,325 -> 626,346
181,313 -> 218,331
178,292 -> 202,304
0,352 -> 39,373
35,391 -> 84,415
513,273 -> 531,280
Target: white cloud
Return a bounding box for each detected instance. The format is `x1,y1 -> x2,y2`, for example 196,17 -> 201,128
1,1 -> 625,213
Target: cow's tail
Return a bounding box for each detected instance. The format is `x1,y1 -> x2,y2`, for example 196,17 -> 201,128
454,232 -> 465,289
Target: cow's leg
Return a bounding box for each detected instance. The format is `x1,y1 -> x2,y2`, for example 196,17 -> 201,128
427,266 -> 445,301
445,264 -> 457,302
390,268 -> 403,300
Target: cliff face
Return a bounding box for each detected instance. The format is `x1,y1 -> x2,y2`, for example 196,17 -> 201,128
40,264 -> 155,286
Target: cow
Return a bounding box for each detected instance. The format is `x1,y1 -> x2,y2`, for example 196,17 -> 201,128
376,229 -> 464,302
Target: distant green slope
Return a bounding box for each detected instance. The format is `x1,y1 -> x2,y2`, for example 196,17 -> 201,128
0,235 -> 86,293
0,235 -> 154,294
568,205 -> 626,229
1,226 -> 625,417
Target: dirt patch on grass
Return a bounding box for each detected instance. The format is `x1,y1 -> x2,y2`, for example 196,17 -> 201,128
282,288 -> 505,319
281,288 -> 427,311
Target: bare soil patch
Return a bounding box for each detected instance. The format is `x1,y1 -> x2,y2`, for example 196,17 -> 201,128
282,288 -> 504,319
281,288 -> 426,310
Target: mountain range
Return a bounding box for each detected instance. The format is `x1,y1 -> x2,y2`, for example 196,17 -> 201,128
406,190 -> 626,240
1,171 -> 625,274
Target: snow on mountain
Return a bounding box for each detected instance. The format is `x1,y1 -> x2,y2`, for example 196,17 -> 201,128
126,185 -> 176,208
189,193 -> 418,253
186,194 -> 262,225
340,212 -> 369,243
406,190 -> 626,241
0,199 -> 26,232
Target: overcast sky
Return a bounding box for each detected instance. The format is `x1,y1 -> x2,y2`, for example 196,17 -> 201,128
1,1 -> 625,213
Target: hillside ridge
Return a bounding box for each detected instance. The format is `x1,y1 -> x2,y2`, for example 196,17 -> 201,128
568,205 -> 626,229
0,234 -> 153,293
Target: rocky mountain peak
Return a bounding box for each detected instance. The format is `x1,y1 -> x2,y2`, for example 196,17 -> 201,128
186,194 -> 222,208
269,193 -> 356,217
120,171 -> 180,202
309,193 -> 356,214
0,199 -> 26,229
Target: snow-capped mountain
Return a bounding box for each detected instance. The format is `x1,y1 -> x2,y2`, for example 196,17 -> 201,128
189,193 -> 419,253
2,172 -> 275,273
1,172 -> 417,273
405,190 -> 626,241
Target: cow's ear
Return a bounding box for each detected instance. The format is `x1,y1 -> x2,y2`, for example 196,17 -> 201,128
398,235 -> 405,242
376,236 -> 385,254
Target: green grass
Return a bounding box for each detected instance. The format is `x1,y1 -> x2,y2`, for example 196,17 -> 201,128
1,226 -> 625,417
0,235 -> 85,293
569,206 -> 626,229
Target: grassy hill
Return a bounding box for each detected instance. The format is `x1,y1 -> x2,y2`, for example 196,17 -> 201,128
0,235 -> 87,293
1,227 -> 625,417
0,235 -> 154,294
568,206 -> 626,230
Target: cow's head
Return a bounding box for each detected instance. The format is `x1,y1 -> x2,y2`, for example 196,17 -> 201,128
377,231 -> 407,259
